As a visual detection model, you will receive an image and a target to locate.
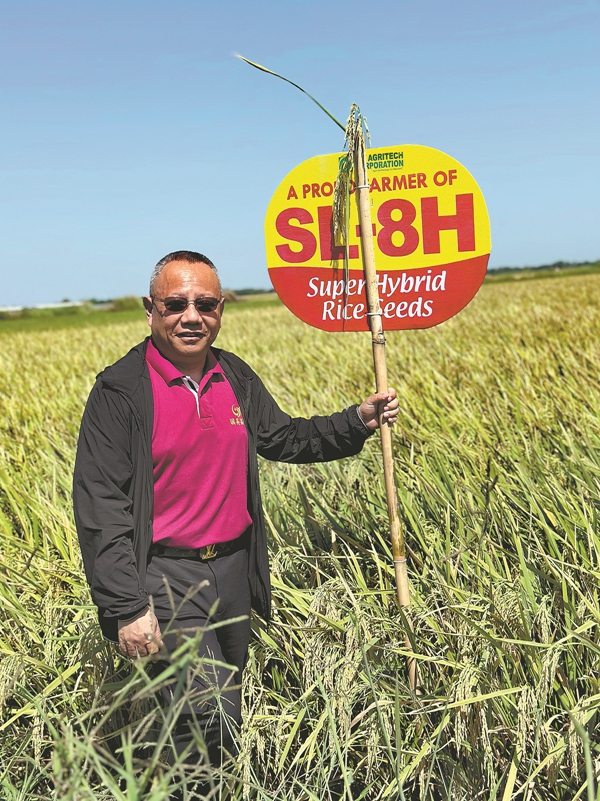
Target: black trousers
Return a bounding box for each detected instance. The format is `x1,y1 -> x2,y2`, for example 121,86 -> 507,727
146,543 -> 251,766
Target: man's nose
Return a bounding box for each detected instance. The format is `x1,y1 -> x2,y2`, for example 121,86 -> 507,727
180,301 -> 202,324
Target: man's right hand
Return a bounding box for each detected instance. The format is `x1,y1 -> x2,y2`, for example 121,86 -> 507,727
117,607 -> 163,659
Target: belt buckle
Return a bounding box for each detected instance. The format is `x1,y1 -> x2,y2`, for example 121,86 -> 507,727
201,543 -> 217,560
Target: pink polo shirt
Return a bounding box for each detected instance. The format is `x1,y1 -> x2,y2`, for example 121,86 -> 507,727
146,339 -> 252,548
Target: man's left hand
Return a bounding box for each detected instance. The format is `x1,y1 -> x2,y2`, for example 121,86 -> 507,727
358,389 -> 399,431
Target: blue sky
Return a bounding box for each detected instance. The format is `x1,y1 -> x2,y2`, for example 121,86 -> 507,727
0,0 -> 598,305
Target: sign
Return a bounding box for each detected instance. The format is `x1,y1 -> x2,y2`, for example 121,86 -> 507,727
265,144 -> 491,332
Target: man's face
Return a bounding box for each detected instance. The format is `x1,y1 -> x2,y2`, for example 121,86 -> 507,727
144,260 -> 224,371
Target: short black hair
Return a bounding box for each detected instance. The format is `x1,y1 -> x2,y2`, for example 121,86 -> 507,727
149,251 -> 221,295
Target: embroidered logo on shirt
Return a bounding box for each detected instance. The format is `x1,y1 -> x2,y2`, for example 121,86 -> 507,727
230,404 -> 244,425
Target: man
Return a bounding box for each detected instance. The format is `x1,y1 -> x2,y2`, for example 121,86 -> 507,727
73,250 -> 398,766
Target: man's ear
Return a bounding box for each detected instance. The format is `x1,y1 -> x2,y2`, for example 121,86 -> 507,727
142,297 -> 153,325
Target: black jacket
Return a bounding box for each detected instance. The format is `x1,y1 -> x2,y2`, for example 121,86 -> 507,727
73,339 -> 372,641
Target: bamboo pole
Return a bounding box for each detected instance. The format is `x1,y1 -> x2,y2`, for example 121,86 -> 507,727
235,58 -> 419,690
353,137 -> 417,693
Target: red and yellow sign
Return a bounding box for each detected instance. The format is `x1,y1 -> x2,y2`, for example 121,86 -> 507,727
265,144 -> 491,331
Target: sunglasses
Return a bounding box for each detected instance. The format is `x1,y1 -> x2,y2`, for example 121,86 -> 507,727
152,296 -> 222,314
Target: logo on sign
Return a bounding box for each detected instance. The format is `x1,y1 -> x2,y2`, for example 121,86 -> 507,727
366,151 -> 404,170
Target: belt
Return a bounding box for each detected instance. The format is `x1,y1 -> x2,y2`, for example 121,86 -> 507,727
148,538 -> 241,561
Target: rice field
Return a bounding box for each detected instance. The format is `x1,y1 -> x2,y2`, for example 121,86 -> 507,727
1,273 -> 600,799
